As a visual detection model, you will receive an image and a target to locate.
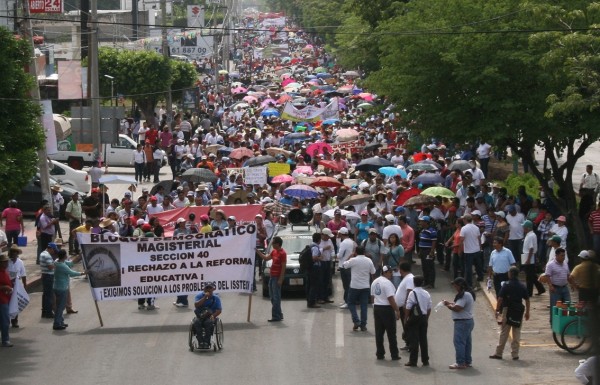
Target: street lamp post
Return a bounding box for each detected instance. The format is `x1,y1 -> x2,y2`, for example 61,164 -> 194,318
104,74 -> 114,106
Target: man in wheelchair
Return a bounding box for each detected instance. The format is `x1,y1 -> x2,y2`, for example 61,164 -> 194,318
193,283 -> 222,349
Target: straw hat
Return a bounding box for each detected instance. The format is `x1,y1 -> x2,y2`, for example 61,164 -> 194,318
51,184 -> 63,192
8,244 -> 22,255
99,218 -> 115,228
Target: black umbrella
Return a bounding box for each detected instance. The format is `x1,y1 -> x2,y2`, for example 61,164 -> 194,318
244,155 -> 277,167
150,180 -> 177,195
355,156 -> 393,172
412,173 -> 445,186
180,168 -> 218,184
449,160 -> 472,171
363,143 -> 382,152
417,159 -> 443,170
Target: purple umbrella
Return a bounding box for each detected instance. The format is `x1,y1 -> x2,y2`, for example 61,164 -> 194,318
261,98 -> 278,108
284,184 -> 319,199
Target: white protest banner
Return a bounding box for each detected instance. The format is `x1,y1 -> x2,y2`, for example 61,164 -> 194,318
281,99 -> 339,122
77,225 -> 257,301
244,166 -> 267,185
9,279 -> 30,319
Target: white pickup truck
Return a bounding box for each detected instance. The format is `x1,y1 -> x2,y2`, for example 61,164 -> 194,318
49,134 -> 138,170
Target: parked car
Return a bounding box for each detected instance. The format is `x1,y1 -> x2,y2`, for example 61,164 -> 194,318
14,174 -> 86,219
48,160 -> 89,193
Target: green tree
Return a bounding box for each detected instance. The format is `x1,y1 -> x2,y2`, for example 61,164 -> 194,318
0,28 -> 45,206
368,0 -> 600,250
98,48 -> 197,119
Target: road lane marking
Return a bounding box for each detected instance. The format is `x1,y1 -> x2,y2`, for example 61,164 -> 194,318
335,311 -> 344,353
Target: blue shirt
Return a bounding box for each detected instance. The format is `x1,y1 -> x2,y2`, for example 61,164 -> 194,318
356,221 -> 374,243
489,247 -> 516,274
194,292 -> 222,312
418,227 -> 437,249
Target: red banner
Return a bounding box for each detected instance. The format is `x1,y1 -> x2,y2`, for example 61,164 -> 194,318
151,204 -> 263,236
30,0 -> 63,14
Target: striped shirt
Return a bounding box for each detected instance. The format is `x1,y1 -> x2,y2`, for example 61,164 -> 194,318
589,210 -> 600,234
537,219 -> 555,241
418,227 -> 437,249
39,251 -> 54,275
545,260 -> 570,286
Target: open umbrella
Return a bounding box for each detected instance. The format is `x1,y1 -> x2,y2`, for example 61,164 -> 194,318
356,157 -> 394,172
418,159 -> 443,169
261,109 -> 280,118
310,176 -> 343,188
231,86 -> 247,94
406,162 -> 440,172
306,142 -> 333,157
181,168 -> 218,184
314,66 -> 327,73
244,155 -> 276,167
150,180 -> 175,196
379,167 -> 408,178
318,160 -> 345,172
421,186 -> 455,199
266,147 -> 294,158
323,208 -> 361,220
292,165 -> 313,176
335,128 -> 360,142
229,147 -> 254,160
204,144 -> 224,154
357,102 -> 374,109
284,184 -> 319,199
343,70 -> 360,77
243,95 -> 258,103
261,98 -> 278,108
404,194 -> 439,207
394,188 -> 422,206
271,174 -> 294,184
412,173 -> 445,185
449,160 -> 472,172
339,194 -> 372,207
363,143 -> 382,152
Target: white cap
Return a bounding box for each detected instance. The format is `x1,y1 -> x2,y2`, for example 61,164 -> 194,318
494,211 -> 506,219
136,219 -> 145,225
321,228 -> 333,237
471,210 -> 482,216
385,214 -> 395,222
359,182 -> 370,190
578,250 -> 591,259
338,227 -> 349,235
176,218 -> 186,224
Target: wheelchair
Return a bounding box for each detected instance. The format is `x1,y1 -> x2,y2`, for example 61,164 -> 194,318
188,317 -> 223,352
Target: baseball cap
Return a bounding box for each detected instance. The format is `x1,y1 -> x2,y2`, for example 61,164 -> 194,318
550,235 -> 562,243
228,216 -> 236,221
136,219 -> 145,226
334,209 -> 342,215
142,187 -> 149,192
141,223 -> 152,232
124,191 -> 132,197
368,228 -> 378,234
385,214 -> 395,222
360,210 -> 368,216
522,220 -> 533,229
338,227 -> 349,235
47,243 -> 59,251
321,228 -> 333,237
420,215 -> 431,222
382,265 -> 393,273
557,215 -> 566,223
471,210 -> 481,217
150,196 -> 157,202
200,214 -> 210,222
494,211 -> 506,218
578,250 -> 591,259
176,218 -> 186,224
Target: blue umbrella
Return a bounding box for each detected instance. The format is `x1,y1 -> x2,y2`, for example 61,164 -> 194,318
412,173 -> 444,186
322,118 -> 339,125
304,75 -> 317,80
284,185 -> 319,199
261,109 -> 280,117
379,167 -> 407,178
316,73 -> 332,79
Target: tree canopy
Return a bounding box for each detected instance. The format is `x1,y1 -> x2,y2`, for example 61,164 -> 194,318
98,48 -> 197,120
0,28 -> 45,206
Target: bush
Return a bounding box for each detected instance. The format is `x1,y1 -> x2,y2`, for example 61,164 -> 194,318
499,173 -> 540,198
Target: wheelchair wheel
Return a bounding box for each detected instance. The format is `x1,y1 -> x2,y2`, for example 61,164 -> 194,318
215,318 -> 224,350
188,322 -> 195,352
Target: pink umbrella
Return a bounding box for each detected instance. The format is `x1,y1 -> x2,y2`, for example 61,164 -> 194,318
337,85 -> 353,93
336,128 -> 360,141
306,142 -> 333,158
280,73 -> 292,79
272,174 -> 294,184
231,86 -> 247,94
243,95 -> 258,103
261,98 -> 278,108
281,78 -> 295,87
229,147 -> 254,159
358,92 -> 374,101
294,165 -> 313,175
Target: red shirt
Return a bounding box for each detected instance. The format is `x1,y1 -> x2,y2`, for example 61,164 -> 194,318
146,129 -> 159,145
0,268 -> 12,304
589,210 -> 600,234
269,248 -> 287,278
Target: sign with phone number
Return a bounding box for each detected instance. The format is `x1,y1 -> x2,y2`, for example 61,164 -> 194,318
30,0 -> 63,13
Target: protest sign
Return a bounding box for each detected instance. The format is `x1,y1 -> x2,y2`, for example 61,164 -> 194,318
78,225 -> 257,301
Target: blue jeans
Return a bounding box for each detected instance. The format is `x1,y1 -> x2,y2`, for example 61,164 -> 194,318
54,289 -> 68,327
550,285 -> 571,324
340,268 -> 351,304
453,319 -> 474,366
347,288 -> 370,327
42,273 -> 54,315
0,303 -> 9,343
391,275 -> 401,289
269,277 -> 283,321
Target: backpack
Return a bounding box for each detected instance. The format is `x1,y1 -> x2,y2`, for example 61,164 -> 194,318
298,245 -> 313,273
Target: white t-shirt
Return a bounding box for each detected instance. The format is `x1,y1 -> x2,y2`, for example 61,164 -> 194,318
550,224 -> 568,248
394,273 -> 414,307
343,255 -> 376,289
382,225 -> 403,243
371,276 -> 397,306
506,213 -> 525,240
8,258 -> 26,280
146,204 -> 164,216
460,223 -> 481,253
522,231 -> 537,264
337,238 -> 355,265
406,287 -> 433,315
477,143 -> 492,159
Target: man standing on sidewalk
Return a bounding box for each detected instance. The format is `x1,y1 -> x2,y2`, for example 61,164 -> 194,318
459,214 -> 482,288
337,227 -> 355,309
343,245 -> 376,332
65,192 -> 82,256
489,266 -> 530,361
257,236 -> 286,322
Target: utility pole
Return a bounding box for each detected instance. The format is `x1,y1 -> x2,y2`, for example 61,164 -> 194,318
21,0 -> 51,202
223,0 -> 230,73
89,0 -> 102,163
161,0 -> 173,127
